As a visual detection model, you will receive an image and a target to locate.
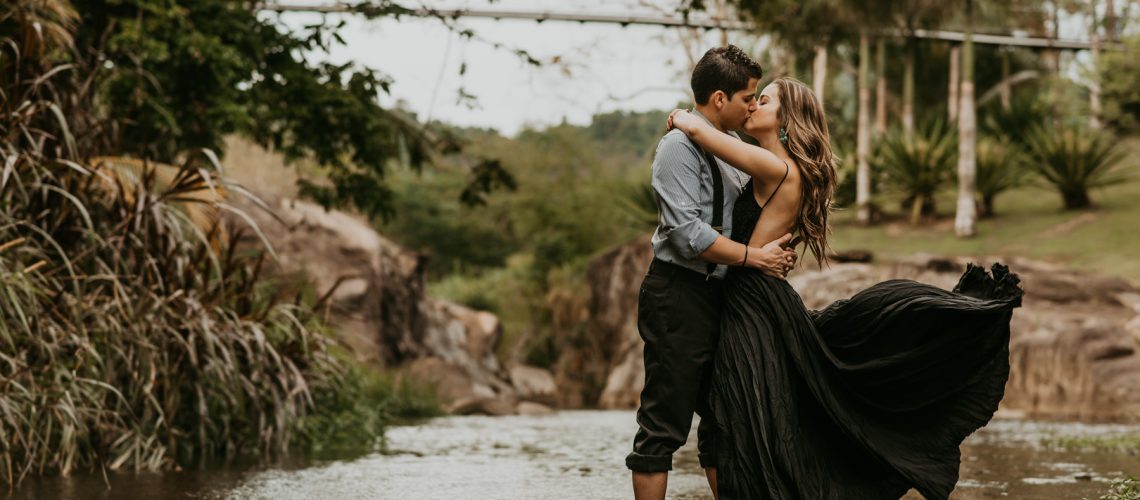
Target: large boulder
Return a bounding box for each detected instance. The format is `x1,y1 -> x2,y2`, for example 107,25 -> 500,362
558,239 -> 1140,422
229,195 -> 557,415
551,235 -> 652,409
509,363 -> 559,406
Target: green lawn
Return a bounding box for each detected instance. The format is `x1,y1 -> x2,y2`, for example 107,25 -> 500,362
829,137 -> 1140,285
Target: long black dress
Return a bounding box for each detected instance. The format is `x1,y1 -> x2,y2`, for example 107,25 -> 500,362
711,179 -> 1023,500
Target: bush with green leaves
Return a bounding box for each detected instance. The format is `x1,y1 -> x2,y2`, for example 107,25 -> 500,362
873,120 -> 957,224
617,181 -> 661,230
974,138 -> 1027,216
831,141 -> 858,209
980,95 -> 1051,147
1098,35 -> 1140,134
1022,125 -> 1130,209
13,0 -> 448,221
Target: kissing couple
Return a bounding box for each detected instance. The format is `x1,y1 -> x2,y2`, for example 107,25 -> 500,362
627,45 -> 1022,500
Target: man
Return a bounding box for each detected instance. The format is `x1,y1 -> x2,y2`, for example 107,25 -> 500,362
627,45 -> 797,500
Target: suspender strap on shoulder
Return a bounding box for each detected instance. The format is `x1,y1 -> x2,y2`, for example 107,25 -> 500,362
700,146 -> 724,279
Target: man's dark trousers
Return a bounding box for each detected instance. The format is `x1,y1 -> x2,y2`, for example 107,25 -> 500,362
625,258 -> 724,472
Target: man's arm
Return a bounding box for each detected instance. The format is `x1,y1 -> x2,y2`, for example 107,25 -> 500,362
652,135 -> 797,278
651,134 -> 721,259
668,110 -> 789,185
700,233 -> 798,279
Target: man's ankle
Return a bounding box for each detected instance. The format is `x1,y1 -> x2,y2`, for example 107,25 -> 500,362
631,471 -> 668,500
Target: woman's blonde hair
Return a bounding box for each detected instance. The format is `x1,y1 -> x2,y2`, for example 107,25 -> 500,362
772,77 -> 837,266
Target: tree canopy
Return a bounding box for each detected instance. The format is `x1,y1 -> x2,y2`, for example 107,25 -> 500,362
45,0 -> 448,218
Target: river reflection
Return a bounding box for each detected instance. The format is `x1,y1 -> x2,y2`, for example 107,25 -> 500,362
7,411 -> 1139,499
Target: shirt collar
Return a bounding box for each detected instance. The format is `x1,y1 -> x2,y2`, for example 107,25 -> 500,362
692,108 -> 716,129
691,109 -> 739,138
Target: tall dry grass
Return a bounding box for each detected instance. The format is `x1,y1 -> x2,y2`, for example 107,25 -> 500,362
0,8 -> 421,485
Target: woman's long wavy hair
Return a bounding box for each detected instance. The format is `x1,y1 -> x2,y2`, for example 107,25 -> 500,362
773,77 -> 838,266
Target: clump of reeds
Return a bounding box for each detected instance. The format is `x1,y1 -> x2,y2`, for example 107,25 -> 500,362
0,14 -> 390,485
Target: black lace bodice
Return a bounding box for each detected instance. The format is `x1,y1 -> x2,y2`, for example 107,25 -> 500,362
729,179 -> 761,244
730,162 -> 792,245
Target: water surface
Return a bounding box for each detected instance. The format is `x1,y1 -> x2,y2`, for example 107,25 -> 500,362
8,411 -> 1139,499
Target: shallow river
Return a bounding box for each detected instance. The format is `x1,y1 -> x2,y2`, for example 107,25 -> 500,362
9,411 -> 1140,499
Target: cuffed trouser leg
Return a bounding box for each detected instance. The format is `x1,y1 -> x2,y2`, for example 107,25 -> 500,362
626,260 -> 723,473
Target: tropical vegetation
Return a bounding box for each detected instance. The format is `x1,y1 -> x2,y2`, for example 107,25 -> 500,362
0,0 -> 439,485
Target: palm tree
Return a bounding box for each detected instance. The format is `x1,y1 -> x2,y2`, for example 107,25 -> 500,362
1105,0 -> 1117,40
999,48 -> 1012,110
903,41 -> 916,140
1023,125 -> 1130,209
856,34 -> 873,224
948,45 -> 961,123
875,119 -> 958,224
954,0 -> 978,238
838,0 -> 898,225
1089,0 -> 1102,128
895,1 -> 956,140
875,39 -> 888,137
813,42 -> 828,105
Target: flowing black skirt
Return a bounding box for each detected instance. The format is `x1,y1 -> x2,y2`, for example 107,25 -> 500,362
711,263 -> 1022,500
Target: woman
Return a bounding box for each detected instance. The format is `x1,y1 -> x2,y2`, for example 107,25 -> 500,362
667,77 -> 1022,499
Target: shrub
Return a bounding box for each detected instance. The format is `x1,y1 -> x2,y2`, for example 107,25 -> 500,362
873,120 -> 957,224
1022,126 -> 1130,209
974,138 -> 1028,217
1098,34 -> 1140,134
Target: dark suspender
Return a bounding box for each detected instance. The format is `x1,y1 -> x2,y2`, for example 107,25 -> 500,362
696,154 -> 788,279
699,146 -> 723,279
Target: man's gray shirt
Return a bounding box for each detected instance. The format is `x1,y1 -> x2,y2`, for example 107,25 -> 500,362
650,113 -> 749,279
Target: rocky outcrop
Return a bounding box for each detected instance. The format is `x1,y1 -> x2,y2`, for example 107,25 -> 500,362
509,363 -> 559,407
229,195 -> 554,415
558,239 -> 1140,422
246,197 -> 426,365
551,235 -> 652,409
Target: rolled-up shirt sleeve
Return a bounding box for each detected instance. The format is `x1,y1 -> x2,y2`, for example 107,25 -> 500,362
651,136 -> 720,259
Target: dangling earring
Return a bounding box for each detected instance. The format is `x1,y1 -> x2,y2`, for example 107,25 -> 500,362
778,127 -> 789,144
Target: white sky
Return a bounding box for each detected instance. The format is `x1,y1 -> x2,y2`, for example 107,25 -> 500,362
266,1 -> 1113,136
269,0 -> 763,136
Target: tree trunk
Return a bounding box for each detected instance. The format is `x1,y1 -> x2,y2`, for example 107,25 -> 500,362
980,195 -> 994,218
1063,189 -> 1092,209
856,34 -> 873,225
813,43 -> 828,105
1048,1 -> 1062,73
955,2 -> 978,238
1047,0 -> 1062,125
875,39 -> 888,137
1000,49 -> 1011,110
786,44 -> 798,77
1106,0 -> 1117,41
903,39 -> 915,141
909,196 -> 925,225
1090,0 -> 1103,128
714,0 -> 730,46
948,45 -> 960,123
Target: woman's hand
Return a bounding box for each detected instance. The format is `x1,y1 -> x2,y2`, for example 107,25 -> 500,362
667,109 -> 700,135
746,233 -> 799,279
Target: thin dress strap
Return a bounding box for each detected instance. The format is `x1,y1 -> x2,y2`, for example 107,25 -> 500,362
760,162 -> 790,209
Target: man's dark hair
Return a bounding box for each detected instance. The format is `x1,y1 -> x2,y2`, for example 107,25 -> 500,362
691,45 -> 764,105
